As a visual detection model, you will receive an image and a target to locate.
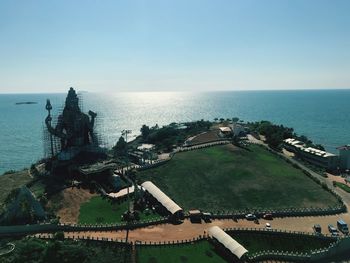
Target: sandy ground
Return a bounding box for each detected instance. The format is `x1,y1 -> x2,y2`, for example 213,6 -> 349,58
48,187 -> 97,224
187,130 -> 221,145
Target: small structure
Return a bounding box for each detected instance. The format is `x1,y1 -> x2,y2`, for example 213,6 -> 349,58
219,127 -> 232,137
137,144 -> 155,151
107,185 -> 142,199
208,226 -> 248,260
141,181 -> 183,219
231,122 -> 245,137
338,145 -> 350,170
189,209 -> 202,223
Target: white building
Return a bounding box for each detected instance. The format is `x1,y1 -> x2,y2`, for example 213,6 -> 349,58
208,226 -> 248,260
219,127 -> 232,137
141,181 -> 183,218
283,138 -> 338,170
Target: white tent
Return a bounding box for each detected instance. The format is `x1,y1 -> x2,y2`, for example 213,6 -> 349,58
208,226 -> 248,259
141,181 -> 183,215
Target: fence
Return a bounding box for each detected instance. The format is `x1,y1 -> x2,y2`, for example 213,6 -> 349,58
247,237 -> 345,262
222,227 -> 344,262
115,139 -> 231,174
222,227 -> 337,239
0,217 -> 169,237
35,232 -> 207,247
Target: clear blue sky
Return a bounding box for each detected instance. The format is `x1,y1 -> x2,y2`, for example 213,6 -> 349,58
1,0 -> 349,93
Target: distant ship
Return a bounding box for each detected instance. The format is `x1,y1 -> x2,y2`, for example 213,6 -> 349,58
15,102 -> 38,105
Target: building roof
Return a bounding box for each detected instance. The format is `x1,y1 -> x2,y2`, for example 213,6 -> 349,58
219,127 -> 232,132
141,181 -> 183,215
137,144 -> 155,151
208,226 -> 248,259
303,147 -> 336,157
107,185 -> 141,199
189,209 -> 201,215
284,138 -> 336,158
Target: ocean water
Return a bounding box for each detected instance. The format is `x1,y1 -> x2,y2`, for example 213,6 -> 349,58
0,89 -> 349,174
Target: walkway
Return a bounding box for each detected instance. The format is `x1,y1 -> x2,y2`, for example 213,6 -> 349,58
36,213 -> 350,243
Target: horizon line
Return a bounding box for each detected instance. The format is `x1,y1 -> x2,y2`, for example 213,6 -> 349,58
1,87 -> 350,95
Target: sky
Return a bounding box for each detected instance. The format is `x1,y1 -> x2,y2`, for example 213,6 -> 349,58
0,0 -> 349,93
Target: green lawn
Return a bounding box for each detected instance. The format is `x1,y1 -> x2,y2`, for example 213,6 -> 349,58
335,182 -> 350,193
137,241 -> 226,263
139,144 -> 339,212
2,237 -> 131,263
231,231 -> 334,254
29,180 -> 46,197
78,196 -> 161,224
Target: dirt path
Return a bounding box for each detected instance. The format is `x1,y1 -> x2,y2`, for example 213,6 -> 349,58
48,187 -> 97,224
36,212 -> 350,243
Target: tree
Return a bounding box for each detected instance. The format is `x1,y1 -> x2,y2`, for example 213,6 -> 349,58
140,124 -> 150,139
113,136 -> 127,157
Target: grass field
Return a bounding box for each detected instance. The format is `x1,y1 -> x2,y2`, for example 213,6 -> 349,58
136,233 -> 335,263
137,241 -> 226,263
231,231 -> 334,254
78,196 -> 161,224
29,180 -> 46,197
334,182 -> 350,193
139,144 -> 339,211
0,170 -> 31,207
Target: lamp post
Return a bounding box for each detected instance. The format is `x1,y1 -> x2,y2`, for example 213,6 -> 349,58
121,129 -> 132,143
45,99 -> 54,157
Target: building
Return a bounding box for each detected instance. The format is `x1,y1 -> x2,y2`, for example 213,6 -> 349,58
338,145 -> 350,170
208,226 -> 248,260
219,127 -> 232,137
231,122 -> 245,137
141,181 -> 183,219
283,138 -> 304,152
283,138 -> 338,170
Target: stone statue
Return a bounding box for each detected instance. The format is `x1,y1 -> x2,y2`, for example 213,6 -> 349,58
45,88 -> 97,152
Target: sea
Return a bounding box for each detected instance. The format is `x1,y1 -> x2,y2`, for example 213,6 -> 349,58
0,89 -> 349,174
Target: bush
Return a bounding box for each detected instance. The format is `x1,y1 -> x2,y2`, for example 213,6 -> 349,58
3,170 -> 16,175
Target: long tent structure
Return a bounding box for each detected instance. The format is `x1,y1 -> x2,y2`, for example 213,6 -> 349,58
208,226 -> 248,259
141,181 -> 183,216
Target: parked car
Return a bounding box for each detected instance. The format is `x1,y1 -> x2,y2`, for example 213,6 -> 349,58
337,219 -> 349,235
202,212 -> 212,223
265,223 -> 271,229
313,224 -> 322,234
245,214 -> 257,220
263,213 -> 273,220
328,224 -> 339,236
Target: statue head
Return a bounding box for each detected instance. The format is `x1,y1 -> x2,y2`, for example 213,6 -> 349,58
65,87 -> 80,112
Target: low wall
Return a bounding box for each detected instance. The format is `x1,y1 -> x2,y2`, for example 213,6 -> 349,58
0,217 -> 169,237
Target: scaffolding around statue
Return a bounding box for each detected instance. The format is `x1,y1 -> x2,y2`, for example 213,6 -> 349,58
43,87 -> 105,162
